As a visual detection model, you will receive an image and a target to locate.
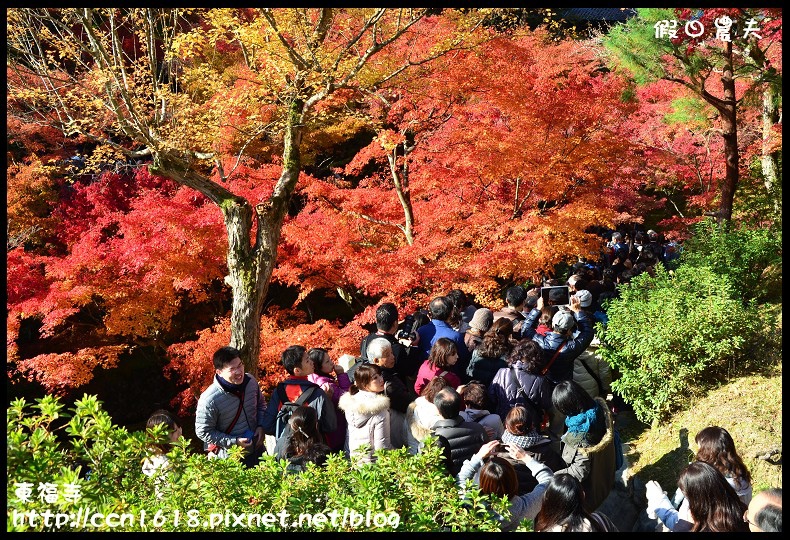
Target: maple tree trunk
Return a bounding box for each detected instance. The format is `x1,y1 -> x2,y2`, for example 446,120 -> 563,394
151,98 -> 306,377
761,85 -> 781,219
387,148 -> 415,245
226,98 -> 305,376
223,199 -> 265,377
717,42 -> 738,224
149,152 -> 269,376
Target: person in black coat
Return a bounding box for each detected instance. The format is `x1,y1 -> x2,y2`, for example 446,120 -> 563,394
431,387 -> 489,476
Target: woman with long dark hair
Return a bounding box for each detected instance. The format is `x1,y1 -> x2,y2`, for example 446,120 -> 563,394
647,461 -> 749,532
280,405 -> 332,473
647,425 -> 753,530
551,379 -> 616,512
488,339 -> 553,424
533,473 -> 618,531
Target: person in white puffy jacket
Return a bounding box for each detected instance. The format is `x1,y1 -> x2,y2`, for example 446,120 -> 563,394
338,363 -> 393,464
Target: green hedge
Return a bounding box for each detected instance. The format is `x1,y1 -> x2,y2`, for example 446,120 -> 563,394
7,395 -> 516,532
599,220 -> 780,425
674,219 -> 782,303
599,264 -> 761,426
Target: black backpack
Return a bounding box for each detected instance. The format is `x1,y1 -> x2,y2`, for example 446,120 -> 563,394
274,384 -> 318,440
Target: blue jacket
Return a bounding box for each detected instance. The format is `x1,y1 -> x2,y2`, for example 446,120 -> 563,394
519,309 -> 595,384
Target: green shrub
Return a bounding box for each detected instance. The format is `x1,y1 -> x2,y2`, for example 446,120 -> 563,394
677,219 -> 782,303
7,395 -> 510,532
599,264 -> 760,426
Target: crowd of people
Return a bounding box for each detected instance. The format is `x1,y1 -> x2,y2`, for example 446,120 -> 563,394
143,228 -> 781,532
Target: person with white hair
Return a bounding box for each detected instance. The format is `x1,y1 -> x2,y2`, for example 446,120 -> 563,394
367,337 -> 412,448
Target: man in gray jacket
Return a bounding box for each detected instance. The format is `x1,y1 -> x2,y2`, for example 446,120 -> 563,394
195,346 -> 267,467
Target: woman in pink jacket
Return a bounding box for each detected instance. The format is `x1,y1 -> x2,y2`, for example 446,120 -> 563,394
414,338 -> 461,396
307,347 -> 350,452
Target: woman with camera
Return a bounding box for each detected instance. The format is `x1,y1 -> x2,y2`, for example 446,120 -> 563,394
457,440 -> 554,531
492,405 -> 566,495
646,461 -> 749,532
646,425 -> 753,531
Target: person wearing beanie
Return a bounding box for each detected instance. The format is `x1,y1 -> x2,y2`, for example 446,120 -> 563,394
465,307 -> 493,352
574,290 -> 593,310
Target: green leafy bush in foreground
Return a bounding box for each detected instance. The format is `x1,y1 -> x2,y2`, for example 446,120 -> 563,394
599,264 -> 760,426
7,395 -> 514,532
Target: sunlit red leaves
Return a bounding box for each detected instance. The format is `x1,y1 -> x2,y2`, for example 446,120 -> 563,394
15,346 -> 127,395
7,166 -> 236,391
282,30 -> 650,316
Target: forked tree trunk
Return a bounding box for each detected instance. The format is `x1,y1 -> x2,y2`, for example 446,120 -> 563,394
224,98 -> 306,375
150,99 -> 306,376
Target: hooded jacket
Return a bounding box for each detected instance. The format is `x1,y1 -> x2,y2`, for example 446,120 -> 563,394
460,408 -> 504,441
338,390 -> 392,464
572,336 -> 612,400
556,396 -> 616,512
